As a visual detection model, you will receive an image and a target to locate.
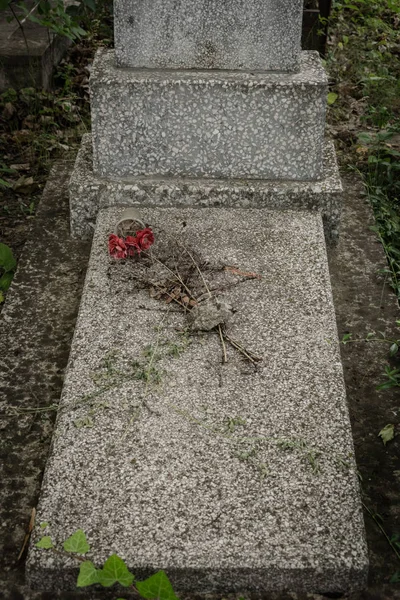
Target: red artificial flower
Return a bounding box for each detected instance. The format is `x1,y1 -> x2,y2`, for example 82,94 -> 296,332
136,227 -> 154,252
125,235 -> 140,257
108,234 -> 127,259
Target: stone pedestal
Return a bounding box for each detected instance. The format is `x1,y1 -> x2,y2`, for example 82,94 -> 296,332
70,134 -> 342,241
91,50 -> 327,181
67,0 -> 342,242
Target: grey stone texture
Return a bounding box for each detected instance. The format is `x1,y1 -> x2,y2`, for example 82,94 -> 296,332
69,133 -> 343,242
114,0 -> 303,72
0,164 -> 91,596
26,206 -> 368,595
90,49 -> 327,181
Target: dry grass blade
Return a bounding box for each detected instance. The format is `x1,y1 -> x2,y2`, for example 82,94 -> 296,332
174,238 -> 212,298
151,254 -> 196,301
218,324 -> 228,363
222,329 -> 262,364
17,507 -> 36,561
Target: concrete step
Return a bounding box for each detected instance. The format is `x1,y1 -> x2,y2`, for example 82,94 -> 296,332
91,49 -> 327,181
114,0 -> 303,72
27,206 -> 368,595
69,133 -> 342,242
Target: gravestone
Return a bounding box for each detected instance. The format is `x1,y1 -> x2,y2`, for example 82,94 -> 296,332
27,0 -> 368,595
69,1 -> 342,241
114,0 -> 303,71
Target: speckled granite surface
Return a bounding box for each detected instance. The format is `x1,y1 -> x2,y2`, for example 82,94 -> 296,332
114,0 -> 303,72
26,206 -> 368,595
69,134 -> 342,242
90,50 -> 327,181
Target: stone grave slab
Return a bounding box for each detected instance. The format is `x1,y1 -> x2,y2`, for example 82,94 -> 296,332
69,133 -> 343,242
27,206 -> 368,595
91,50 -> 327,181
114,0 -> 303,72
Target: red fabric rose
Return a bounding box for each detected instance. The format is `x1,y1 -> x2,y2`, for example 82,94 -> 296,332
125,235 -> 140,257
108,234 -> 127,259
136,227 -> 154,252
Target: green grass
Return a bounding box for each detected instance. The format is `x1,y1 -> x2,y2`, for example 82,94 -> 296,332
327,0 -> 400,300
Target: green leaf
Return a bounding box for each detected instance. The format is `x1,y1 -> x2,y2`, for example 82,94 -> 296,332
77,561 -> 99,587
40,522 -> 49,529
341,332 -> 352,344
327,92 -> 338,105
0,272 -> 13,292
97,554 -> 134,588
136,570 -> 179,600
0,177 -> 11,188
82,0 -> 96,10
390,570 -> 400,583
63,529 -> 90,554
389,343 -> 399,356
0,243 -> 16,272
378,424 -> 395,446
0,291 -> 4,304
35,536 -> 53,549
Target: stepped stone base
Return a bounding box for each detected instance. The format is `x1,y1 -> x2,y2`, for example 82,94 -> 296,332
26,205 -> 368,594
70,134 -> 342,242
91,49 -> 327,180
114,0 -> 303,72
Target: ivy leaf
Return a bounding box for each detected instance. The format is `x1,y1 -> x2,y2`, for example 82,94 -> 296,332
0,243 -> 16,272
63,529 -> 90,554
136,570 -> 179,600
35,536 -> 53,549
97,554 -> 134,588
327,92 -> 338,105
378,424 -> 395,446
0,272 -> 14,292
77,561 -> 99,587
390,570 -> 400,583
0,177 -> 12,188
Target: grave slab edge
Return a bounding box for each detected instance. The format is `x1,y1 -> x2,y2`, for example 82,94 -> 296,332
26,206 -> 368,594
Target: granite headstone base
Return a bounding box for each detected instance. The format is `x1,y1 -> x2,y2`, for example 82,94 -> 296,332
90,50 -> 327,181
69,134 -> 343,242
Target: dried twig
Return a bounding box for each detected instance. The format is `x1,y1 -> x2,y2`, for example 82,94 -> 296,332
224,266 -> 262,280
222,329 -> 262,364
174,238 -> 212,298
151,255 -> 196,301
150,281 -> 189,310
17,507 -> 36,561
218,324 -> 228,364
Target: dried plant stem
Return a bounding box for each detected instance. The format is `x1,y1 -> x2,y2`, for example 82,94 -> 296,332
218,324 -> 228,364
151,255 -> 196,301
174,238 -> 212,298
151,281 -> 189,310
222,330 -> 261,364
